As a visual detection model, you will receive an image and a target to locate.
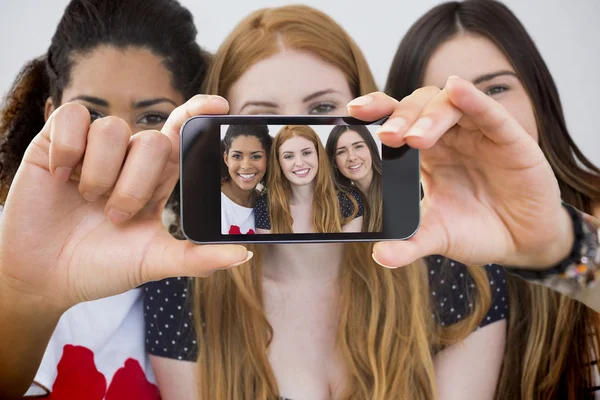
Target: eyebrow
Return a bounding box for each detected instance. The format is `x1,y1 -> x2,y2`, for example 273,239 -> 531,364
68,95 -> 108,107
133,98 -> 177,109
302,89 -> 341,103
282,147 -> 311,154
67,96 -> 177,108
238,101 -> 278,114
472,71 -> 518,85
231,149 -> 264,154
337,140 -> 365,150
238,88 -> 342,113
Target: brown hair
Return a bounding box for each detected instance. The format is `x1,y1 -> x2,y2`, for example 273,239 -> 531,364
325,125 -> 383,232
384,1 -> 600,398
194,4 -> 492,399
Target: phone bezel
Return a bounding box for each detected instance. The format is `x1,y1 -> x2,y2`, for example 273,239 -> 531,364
180,115 -> 420,244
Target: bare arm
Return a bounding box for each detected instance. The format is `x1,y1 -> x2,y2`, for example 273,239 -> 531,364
0,281 -> 63,399
150,356 -> 199,400
342,216 -> 363,233
433,320 -> 506,400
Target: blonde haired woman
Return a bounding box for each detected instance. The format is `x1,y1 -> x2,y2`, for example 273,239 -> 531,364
144,5 -> 505,400
255,125 -> 363,234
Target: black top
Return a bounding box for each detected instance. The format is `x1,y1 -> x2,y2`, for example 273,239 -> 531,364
143,257 -> 508,362
254,189 -> 364,231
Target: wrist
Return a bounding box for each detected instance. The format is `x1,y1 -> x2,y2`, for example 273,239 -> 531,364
505,203 -> 600,297
535,205 -> 575,269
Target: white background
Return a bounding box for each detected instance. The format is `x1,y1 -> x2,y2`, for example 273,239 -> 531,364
221,124 -> 382,156
1,0 -> 598,165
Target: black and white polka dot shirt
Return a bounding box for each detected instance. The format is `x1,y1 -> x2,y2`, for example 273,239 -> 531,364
254,189 -> 364,230
143,257 -> 508,364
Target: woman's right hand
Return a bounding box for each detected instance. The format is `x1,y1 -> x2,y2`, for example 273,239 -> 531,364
0,95 -> 250,313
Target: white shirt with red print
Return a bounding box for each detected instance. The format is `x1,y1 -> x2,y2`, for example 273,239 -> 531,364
25,289 -> 159,399
221,192 -> 256,235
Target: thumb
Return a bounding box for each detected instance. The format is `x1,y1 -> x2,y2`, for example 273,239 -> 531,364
140,233 -> 252,282
372,216 -> 446,268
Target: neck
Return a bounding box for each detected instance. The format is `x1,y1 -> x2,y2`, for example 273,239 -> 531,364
262,243 -> 344,283
355,170 -> 374,195
221,180 -> 254,207
289,182 -> 315,205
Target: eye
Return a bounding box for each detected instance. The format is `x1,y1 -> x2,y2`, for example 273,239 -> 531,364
231,154 -> 242,160
137,112 -> 169,126
283,154 -> 293,160
484,85 -> 509,96
88,109 -> 105,123
302,150 -> 313,157
252,154 -> 263,160
336,149 -> 346,156
309,102 -> 336,115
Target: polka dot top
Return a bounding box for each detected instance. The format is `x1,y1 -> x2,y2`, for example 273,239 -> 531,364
254,189 -> 365,230
143,257 -> 508,363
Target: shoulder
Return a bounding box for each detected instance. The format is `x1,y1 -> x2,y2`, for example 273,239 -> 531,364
254,193 -> 271,229
338,188 -> 364,217
427,256 -> 508,328
143,277 -> 197,361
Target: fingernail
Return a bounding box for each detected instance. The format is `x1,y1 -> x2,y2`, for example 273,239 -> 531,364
107,208 -> 130,224
82,192 -> 100,202
224,251 -> 254,269
376,117 -> 407,135
404,117 -> 433,138
54,167 -> 72,182
372,252 -> 398,269
346,95 -> 373,108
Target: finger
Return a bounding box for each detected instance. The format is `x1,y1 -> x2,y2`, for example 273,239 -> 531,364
372,214 -> 447,268
44,103 -> 91,181
140,235 -> 252,282
444,76 -> 527,145
104,130 -> 171,223
401,88 -> 464,149
160,95 -> 229,164
346,88 -> 441,148
78,117 -> 132,202
153,95 -> 229,203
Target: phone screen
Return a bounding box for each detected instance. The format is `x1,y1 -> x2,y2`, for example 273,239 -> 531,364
181,116 -> 420,244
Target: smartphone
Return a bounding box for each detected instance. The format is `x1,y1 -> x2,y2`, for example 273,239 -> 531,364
180,115 -> 420,244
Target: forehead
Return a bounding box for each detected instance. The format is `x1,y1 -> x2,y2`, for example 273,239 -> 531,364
279,135 -> 314,151
227,49 -> 351,105
230,135 -> 263,148
423,34 -> 515,88
337,130 -> 363,144
65,45 -> 181,101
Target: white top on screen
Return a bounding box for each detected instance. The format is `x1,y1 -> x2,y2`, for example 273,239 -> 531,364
221,192 -> 256,235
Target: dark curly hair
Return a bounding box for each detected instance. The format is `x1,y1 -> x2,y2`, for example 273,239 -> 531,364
0,0 -> 211,239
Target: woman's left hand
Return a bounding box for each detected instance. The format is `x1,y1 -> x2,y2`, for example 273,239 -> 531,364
347,76 -> 573,270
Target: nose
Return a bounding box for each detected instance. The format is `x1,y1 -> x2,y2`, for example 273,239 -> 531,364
241,158 -> 252,170
348,149 -> 358,161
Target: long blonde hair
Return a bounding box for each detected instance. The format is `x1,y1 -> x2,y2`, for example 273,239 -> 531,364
267,125 -> 355,233
194,5 -> 492,399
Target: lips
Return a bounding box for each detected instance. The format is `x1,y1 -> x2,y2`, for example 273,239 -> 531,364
292,168 -> 310,178
238,173 -> 257,182
347,163 -> 363,173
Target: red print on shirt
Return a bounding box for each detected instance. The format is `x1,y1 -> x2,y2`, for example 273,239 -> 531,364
229,225 -> 255,235
48,345 -> 160,400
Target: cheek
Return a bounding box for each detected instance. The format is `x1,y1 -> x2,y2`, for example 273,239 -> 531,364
360,149 -> 373,166
256,158 -> 267,173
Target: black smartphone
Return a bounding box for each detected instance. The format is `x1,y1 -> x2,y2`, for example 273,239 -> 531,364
180,115 -> 420,244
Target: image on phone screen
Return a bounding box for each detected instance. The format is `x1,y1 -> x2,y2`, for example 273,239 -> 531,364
180,116 -> 420,244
